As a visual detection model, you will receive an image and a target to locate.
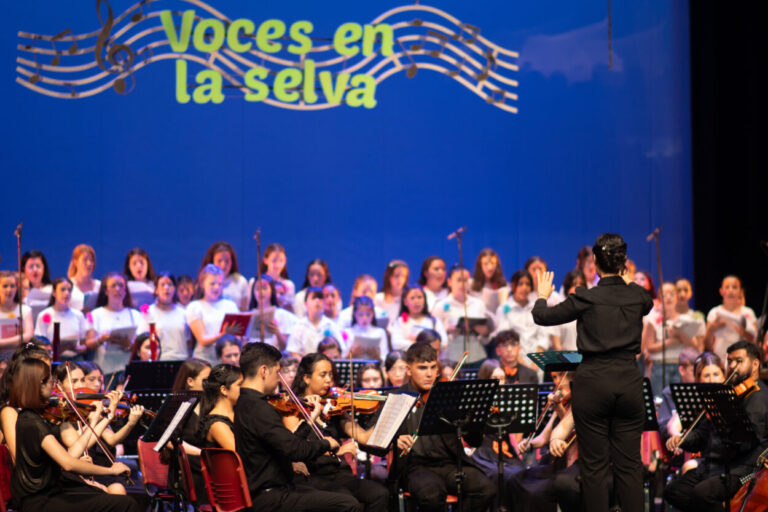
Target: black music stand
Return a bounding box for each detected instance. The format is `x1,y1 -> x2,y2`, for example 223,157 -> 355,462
459,367 -> 479,380
333,359 -> 379,387
144,390 -> 201,512
487,384 -> 537,512
416,379 -> 499,512
642,378 -> 660,432
122,390 -> 170,456
671,382 -> 757,512
126,360 -> 184,390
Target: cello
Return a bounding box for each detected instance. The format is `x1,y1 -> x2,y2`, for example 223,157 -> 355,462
730,447 -> 768,512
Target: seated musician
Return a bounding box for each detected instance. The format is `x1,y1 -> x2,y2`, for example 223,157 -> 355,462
232,342 -> 361,512
282,353 -> 388,512
197,364 -> 242,451
389,343 -> 496,512
494,330 -> 538,384
664,340 -> 768,511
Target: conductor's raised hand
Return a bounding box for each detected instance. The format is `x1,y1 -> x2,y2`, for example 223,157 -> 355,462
536,270 -> 555,300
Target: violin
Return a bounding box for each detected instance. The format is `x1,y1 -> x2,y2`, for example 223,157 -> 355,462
326,388 -> 386,416
269,394 -> 318,417
71,387 -> 156,421
734,377 -> 759,399
42,396 -> 99,426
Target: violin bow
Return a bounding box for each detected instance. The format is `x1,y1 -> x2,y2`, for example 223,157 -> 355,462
522,375 -> 568,451
278,372 -> 324,440
254,229 -> 265,342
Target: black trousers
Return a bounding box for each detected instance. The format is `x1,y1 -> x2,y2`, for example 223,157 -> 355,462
300,469 -> 389,512
19,486 -> 139,512
250,483 -> 362,512
405,462 -> 496,512
664,464 -> 742,512
571,356 -> 645,512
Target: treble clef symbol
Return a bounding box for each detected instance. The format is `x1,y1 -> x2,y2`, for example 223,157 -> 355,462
94,0 -> 136,94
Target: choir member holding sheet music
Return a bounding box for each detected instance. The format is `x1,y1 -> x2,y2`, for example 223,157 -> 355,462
338,274 -> 389,329
703,275 -> 757,362
433,265 -> 492,363
199,241 -> 250,311
186,264 -> 240,365
342,296 -> 388,360
286,287 -> 344,357
294,259 -> 334,319
390,283 -> 447,352
22,249 -> 53,324
469,248 -> 510,314
143,271 -> 190,361
34,276 -> 94,360
374,260 -> 409,329
0,270 -> 33,357
418,256 -> 448,314
672,278 -> 706,350
123,247 -> 156,309
68,244 -> 100,312
246,275 -> 298,349
260,243 -> 297,310
88,272 -> 148,383
284,353 -> 388,511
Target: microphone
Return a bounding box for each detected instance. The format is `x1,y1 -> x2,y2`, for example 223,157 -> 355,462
14,223 -> 22,238
645,227 -> 661,242
447,226 -> 467,240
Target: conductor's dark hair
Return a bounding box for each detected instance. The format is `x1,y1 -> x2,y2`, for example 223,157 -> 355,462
301,259 -> 332,290
292,353 -> 333,396
405,343 -> 437,364
21,250 -> 52,285
199,363 -> 242,420
727,340 -> 761,362
240,342 -> 282,378
592,233 -> 628,274
123,247 -> 157,282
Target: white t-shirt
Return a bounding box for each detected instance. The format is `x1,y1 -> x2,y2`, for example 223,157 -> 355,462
337,305 -> 390,330
186,298 -> 240,365
374,292 -> 402,329
706,305 -> 758,361
469,284 -> 510,316
70,279 -> 101,312
0,304 -> 32,358
34,307 -> 90,358
145,304 -> 190,361
246,307 -> 300,349
90,306 -> 148,375
341,324 -> 389,361
424,288 -> 449,314
495,298 -> 553,365
390,314 -> 448,352
643,308 -> 683,364
285,316 -> 344,356
223,273 -> 250,311
433,294 -> 491,363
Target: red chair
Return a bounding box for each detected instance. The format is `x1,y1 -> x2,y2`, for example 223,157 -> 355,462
177,444 -> 212,512
136,437 -> 177,511
200,448 -> 252,512
0,444 -> 12,512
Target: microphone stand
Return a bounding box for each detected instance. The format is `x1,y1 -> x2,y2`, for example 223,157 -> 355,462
646,227 -> 668,389
448,227 -> 470,354
253,229 -> 265,343
14,223 -> 23,347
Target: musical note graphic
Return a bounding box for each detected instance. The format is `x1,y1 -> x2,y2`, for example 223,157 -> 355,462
50,29 -> 78,66
476,49 -> 497,82
452,23 -> 480,45
397,39 -> 418,79
94,0 -> 136,94
426,30 -> 448,57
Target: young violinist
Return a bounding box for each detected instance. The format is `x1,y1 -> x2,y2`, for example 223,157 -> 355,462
232,342 -> 359,511
387,343 -> 495,512
664,340 -> 768,511
9,357 -> 138,512
284,353 -> 388,511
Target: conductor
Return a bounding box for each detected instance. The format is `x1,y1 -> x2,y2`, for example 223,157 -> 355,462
531,233 -> 653,512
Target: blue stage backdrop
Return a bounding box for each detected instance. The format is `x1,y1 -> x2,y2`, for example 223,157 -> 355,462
1,0 -> 691,301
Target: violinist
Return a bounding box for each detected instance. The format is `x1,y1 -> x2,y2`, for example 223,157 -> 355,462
386,343 -> 495,512
232,342 -> 360,512
9,358 -> 137,511
494,329 -> 538,384
285,353 -> 388,512
664,340 -> 768,511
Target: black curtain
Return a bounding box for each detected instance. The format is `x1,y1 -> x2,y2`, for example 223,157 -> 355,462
690,1 -> 768,317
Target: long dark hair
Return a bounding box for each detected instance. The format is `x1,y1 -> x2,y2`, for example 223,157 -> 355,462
199,241 -> 240,277
292,353 -> 333,396
301,259 -> 332,289
95,272 -> 133,309
248,274 -> 278,310
0,343 -> 50,406
47,276 -> 73,307
172,358 -> 211,391
382,260 -> 408,296
418,256 -> 447,289
154,271 -> 179,303
21,250 -> 52,286
399,283 -> 432,318
199,364 -> 242,419
471,249 -> 507,292
260,243 -> 289,279
123,247 -> 157,282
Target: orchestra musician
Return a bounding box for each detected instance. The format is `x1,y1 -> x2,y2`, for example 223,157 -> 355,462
385,343 -> 496,512
663,340 -> 768,511
232,342 -> 360,511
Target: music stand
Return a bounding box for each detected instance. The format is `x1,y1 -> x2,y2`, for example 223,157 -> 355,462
143,390 -> 201,512
122,390 -> 170,456
487,384 -> 537,512
527,350 -> 582,373
126,360 -> 184,390
333,359 -> 379,387
459,368 -> 479,380
671,382 -> 757,511
416,379 -> 499,512
642,378 -> 660,431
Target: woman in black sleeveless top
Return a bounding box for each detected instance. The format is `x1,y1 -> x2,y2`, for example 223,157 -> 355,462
532,233 -> 653,512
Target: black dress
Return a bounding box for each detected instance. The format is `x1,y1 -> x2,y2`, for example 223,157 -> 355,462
532,276 -> 653,512
11,409 -> 137,512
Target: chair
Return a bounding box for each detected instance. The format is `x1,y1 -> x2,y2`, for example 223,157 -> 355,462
178,444 -> 212,512
200,448 -> 252,512
0,444 -> 12,512
136,437 -> 178,511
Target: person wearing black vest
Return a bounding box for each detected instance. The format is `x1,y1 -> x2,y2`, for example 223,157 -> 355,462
532,233 -> 653,512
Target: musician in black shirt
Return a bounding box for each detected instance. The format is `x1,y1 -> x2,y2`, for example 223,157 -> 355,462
233,342 -> 360,512
532,233 -> 653,512
494,329 -> 538,384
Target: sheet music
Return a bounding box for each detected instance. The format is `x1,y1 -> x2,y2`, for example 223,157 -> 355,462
0,317 -> 19,338
153,399 -> 195,452
367,393 -> 417,449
